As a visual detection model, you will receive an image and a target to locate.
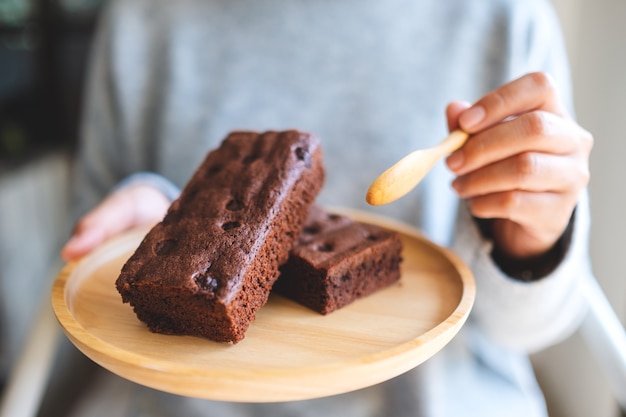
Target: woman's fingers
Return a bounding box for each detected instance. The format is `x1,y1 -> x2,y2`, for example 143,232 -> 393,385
61,185 -> 170,262
458,72 -> 568,133
468,190 -> 568,235
446,101 -> 471,132
61,192 -> 135,261
451,152 -> 587,198
60,225 -> 108,261
449,110 -> 591,176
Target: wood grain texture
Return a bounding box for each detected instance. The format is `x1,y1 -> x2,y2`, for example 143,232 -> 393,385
366,130 -> 469,205
51,209 -> 475,402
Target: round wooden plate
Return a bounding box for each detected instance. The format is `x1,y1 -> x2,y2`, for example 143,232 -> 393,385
51,209 -> 474,402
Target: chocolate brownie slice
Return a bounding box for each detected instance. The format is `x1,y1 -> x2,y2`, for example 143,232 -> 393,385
115,130 -> 325,343
274,206 -> 403,314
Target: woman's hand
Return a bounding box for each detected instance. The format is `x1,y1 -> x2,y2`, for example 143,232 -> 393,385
61,184 -> 171,262
446,72 -> 593,260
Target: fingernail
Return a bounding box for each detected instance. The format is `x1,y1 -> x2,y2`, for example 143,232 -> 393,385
446,151 -> 464,171
459,105 -> 485,130
60,238 -> 78,261
451,178 -> 461,192
63,235 -> 81,251
61,231 -> 93,259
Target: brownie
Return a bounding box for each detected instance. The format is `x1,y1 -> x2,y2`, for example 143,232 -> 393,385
115,130 -> 325,343
274,206 -> 403,314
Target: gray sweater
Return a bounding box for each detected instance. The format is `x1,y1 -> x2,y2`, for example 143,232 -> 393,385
69,0 -> 592,415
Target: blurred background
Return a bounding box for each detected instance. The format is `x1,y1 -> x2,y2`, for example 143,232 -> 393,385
534,1 -> 626,416
0,0 -> 102,408
0,0 -> 624,416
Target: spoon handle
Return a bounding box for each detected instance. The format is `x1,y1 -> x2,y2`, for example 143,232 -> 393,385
433,129 -> 469,156
365,130 -> 470,206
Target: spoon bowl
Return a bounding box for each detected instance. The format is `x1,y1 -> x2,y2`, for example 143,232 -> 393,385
366,130 -> 469,205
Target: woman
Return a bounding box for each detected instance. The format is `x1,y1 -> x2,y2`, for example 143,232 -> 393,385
60,0 -> 593,415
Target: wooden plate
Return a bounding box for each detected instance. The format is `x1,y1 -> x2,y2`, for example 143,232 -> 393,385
51,209 -> 474,402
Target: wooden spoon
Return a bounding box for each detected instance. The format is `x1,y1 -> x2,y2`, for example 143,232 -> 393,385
366,130 -> 469,205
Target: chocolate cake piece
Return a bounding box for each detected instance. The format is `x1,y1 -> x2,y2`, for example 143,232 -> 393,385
274,206 -> 403,314
115,130 -> 325,343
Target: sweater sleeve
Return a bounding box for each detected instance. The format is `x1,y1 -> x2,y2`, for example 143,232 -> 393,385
114,172 -> 181,202
452,192 -> 590,353
450,0 -> 591,353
